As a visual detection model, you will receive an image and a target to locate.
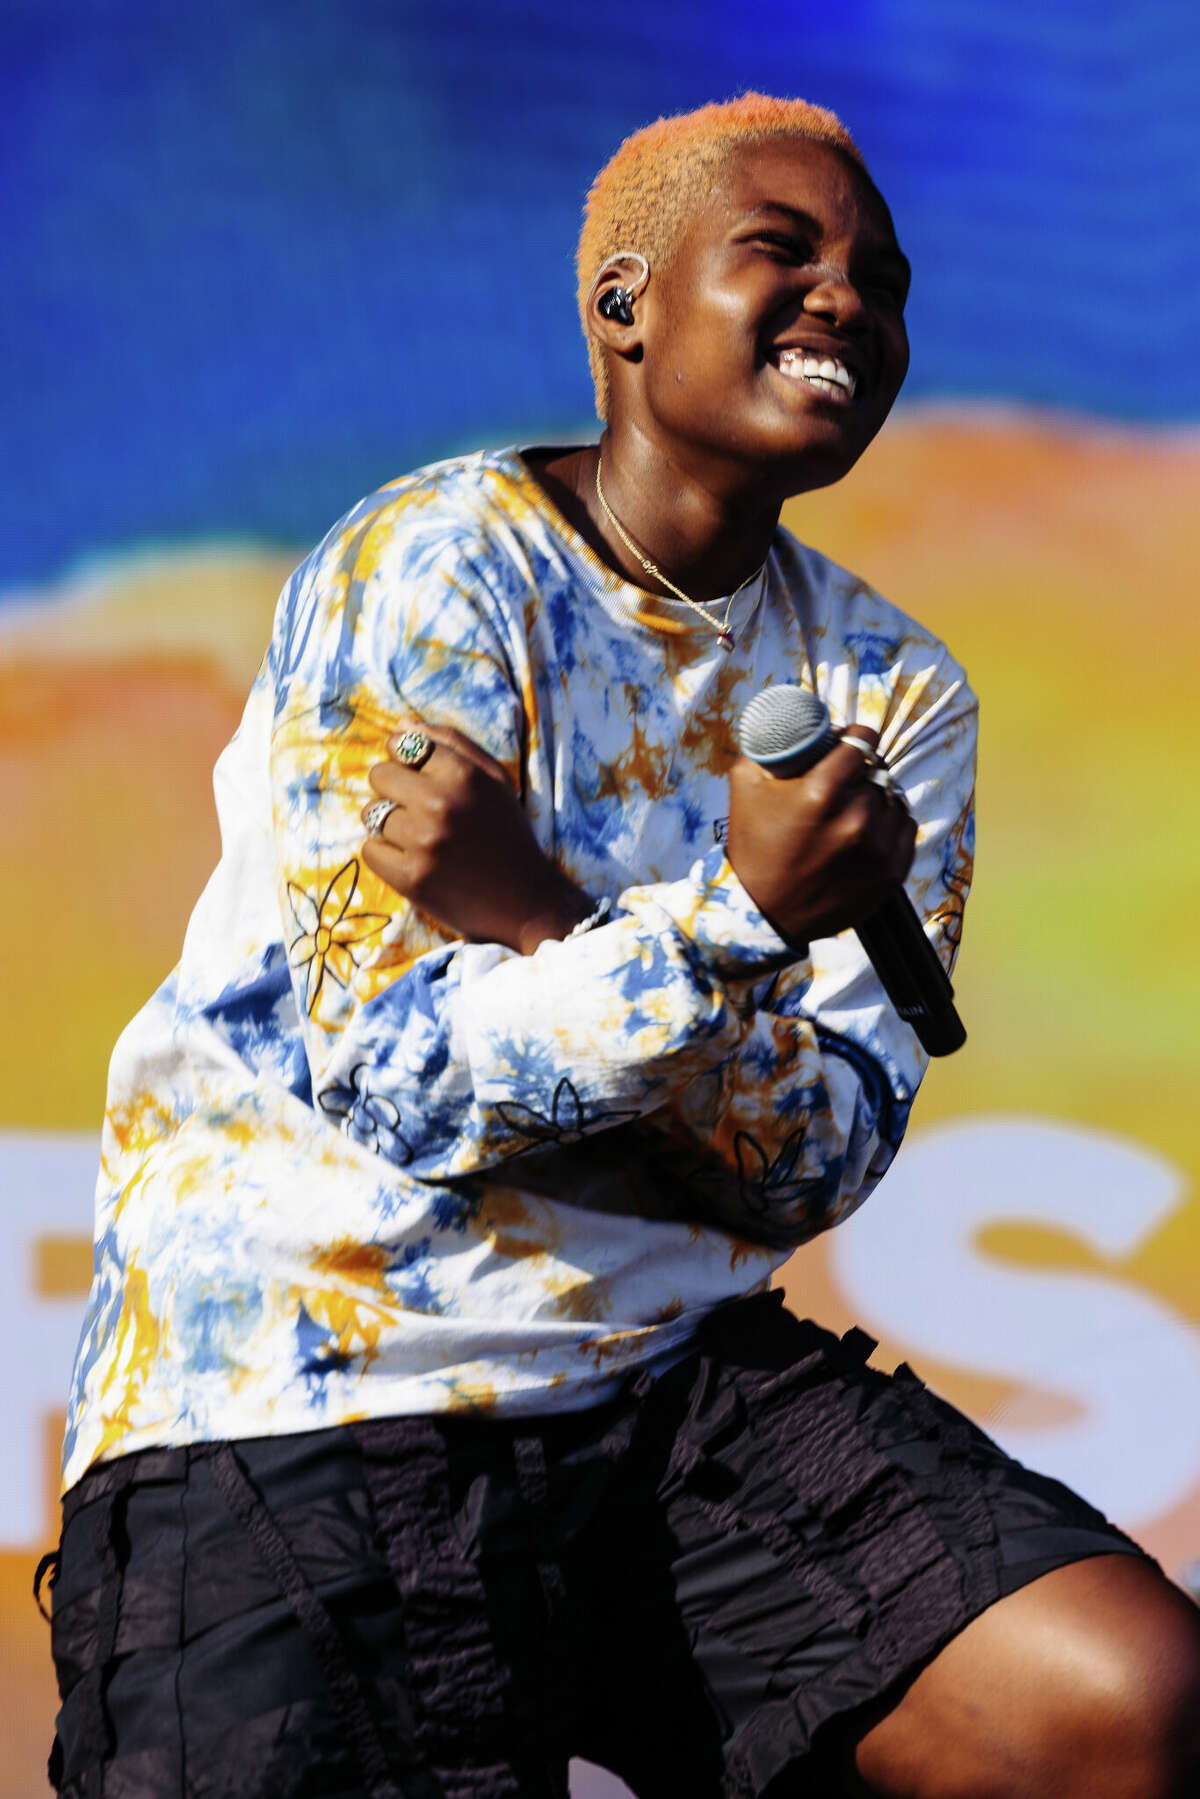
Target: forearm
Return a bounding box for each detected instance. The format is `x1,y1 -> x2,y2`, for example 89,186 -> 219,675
308,847 -> 799,1182
625,981 -> 914,1246
318,730 -> 970,1208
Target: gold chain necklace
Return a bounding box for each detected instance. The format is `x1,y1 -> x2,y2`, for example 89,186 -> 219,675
594,457 -> 765,654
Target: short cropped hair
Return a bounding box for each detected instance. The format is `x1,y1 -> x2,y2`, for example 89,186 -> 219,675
577,93 -> 868,420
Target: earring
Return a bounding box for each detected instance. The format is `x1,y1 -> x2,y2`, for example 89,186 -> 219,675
599,286 -> 635,325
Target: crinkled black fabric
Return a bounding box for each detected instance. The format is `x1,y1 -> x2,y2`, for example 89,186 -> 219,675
45,1294 -> 1145,1798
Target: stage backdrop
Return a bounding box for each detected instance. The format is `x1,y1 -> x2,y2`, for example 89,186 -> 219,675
4,5 -> 1199,1793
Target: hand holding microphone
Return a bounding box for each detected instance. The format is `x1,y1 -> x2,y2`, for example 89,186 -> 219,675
727,685 -> 965,1056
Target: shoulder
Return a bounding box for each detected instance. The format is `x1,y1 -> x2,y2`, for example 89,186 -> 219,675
770,525 -> 976,747
269,449 -> 544,691
772,525 -> 968,681
296,446 -> 537,590
265,452 -> 541,766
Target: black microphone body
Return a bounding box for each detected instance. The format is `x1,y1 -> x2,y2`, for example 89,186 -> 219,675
735,686 -> 966,1057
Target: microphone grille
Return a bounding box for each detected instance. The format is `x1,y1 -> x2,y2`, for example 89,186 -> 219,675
736,685 -> 832,763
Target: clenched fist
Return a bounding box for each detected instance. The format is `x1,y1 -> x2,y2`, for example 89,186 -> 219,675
361,724 -> 591,953
725,729 -> 917,947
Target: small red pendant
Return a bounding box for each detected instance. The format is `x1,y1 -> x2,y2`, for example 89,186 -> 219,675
717,631 -> 735,653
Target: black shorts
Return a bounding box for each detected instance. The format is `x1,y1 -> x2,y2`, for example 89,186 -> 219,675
45,1294 -> 1144,1798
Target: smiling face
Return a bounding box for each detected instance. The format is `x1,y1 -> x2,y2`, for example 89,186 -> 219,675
620,136 -> 911,498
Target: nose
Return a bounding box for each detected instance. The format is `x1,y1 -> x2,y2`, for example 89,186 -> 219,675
802,262 -> 868,329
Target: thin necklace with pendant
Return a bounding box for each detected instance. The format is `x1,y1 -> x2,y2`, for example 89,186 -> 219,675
594,457 -> 766,654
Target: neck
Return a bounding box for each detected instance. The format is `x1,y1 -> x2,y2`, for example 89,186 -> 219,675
526,430 -> 783,606
592,424 -> 783,603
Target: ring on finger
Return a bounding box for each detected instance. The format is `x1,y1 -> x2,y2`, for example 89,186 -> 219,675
364,799 -> 399,836
394,728 -> 433,769
841,735 -> 898,798
840,733 -> 886,774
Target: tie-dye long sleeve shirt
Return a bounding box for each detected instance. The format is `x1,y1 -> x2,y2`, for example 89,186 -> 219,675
63,447 -> 976,1490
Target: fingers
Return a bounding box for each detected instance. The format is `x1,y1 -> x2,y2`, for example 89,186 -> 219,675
366,759 -> 417,807
363,717 -> 518,818
361,830 -> 407,888
735,735 -> 908,847
359,715 -> 526,895
810,738 -> 916,885
387,719 -> 516,786
782,733 -> 902,820
362,796 -> 400,838
818,740 -> 884,802
888,807 -> 919,885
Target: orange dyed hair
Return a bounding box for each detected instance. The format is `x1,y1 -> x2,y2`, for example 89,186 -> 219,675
577,93 -> 868,421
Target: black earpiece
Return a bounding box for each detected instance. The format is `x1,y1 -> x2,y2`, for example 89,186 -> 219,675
598,286 -> 635,325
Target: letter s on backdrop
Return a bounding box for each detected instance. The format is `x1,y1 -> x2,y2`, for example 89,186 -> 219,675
829,1116 -> 1200,1528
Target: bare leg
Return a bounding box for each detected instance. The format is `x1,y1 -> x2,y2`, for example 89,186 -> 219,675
838,1556 -> 1200,1799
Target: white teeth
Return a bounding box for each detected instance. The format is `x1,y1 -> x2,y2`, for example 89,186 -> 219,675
776,349 -> 857,397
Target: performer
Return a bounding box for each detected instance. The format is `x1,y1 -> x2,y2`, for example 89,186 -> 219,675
45,95 -> 1199,1798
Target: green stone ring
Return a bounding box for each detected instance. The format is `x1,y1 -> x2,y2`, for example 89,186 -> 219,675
395,729 -> 433,769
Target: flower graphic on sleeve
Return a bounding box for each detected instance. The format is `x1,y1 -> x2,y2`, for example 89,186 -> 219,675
733,1128 -> 827,1223
318,1063 -> 413,1163
496,1077 -> 639,1150
287,858 -> 390,1016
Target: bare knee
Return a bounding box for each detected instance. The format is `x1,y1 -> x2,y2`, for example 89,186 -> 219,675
852,1555 -> 1200,1799
1060,1560 -> 1200,1799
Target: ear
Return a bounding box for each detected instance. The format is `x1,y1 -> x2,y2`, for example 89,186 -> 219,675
586,254 -> 649,358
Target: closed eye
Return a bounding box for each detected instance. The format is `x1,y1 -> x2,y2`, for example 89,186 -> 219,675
857,254 -> 911,309
865,275 -> 909,309
749,231 -> 813,264
749,234 -> 907,304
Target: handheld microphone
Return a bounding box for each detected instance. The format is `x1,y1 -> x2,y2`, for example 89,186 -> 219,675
735,686 -> 966,1057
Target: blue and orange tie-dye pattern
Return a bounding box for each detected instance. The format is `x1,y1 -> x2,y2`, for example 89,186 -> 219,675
62,448 -> 976,1489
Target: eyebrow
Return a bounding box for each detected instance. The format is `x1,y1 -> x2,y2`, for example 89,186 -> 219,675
740,201 -> 912,288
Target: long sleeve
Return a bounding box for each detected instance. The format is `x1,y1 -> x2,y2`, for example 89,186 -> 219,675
268,466 -> 975,1242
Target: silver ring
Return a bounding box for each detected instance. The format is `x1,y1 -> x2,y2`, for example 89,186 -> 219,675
841,734 -> 900,799
394,728 -> 433,769
364,799 -> 398,837
840,733 -> 885,771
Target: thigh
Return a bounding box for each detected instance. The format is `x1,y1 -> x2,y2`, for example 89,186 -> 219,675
845,1553 -> 1200,1799
49,1434 -> 431,1799
565,1295 -> 1149,1799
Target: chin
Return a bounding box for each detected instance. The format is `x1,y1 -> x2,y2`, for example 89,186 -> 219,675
769,428 -> 878,497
